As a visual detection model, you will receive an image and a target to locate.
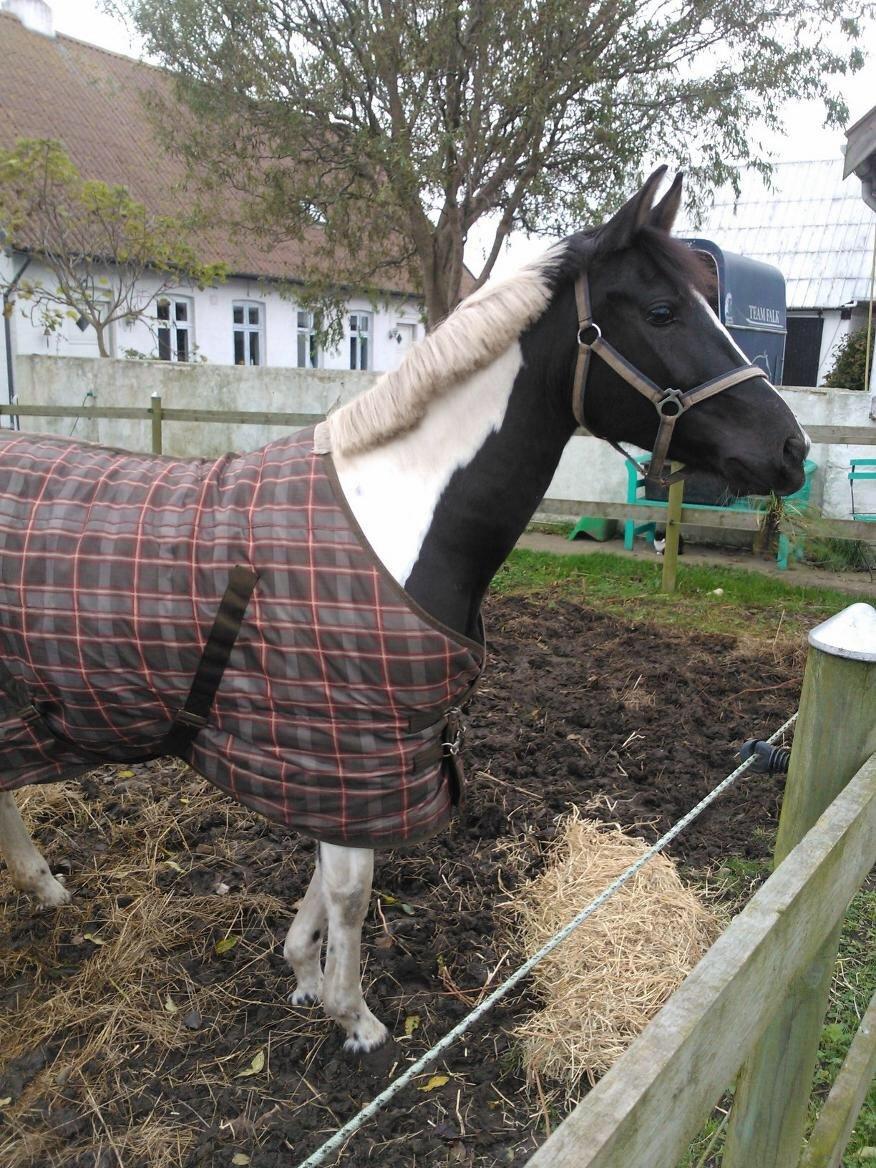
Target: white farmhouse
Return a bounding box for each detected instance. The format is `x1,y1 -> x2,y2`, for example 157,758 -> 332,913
0,1 -> 428,408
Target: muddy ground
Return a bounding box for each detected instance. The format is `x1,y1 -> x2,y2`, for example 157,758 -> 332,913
0,595 -> 804,1167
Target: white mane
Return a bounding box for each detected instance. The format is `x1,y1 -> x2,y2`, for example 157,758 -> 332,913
313,248 -> 562,457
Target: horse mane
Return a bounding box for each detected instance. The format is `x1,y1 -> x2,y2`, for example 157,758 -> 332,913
313,247 -> 564,457
315,225 -> 712,458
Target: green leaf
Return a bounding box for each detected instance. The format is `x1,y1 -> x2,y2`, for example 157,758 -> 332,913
163,995 -> 178,1013
231,1156 -> 251,1166
83,933 -> 106,946
235,1049 -> 265,1078
214,936 -> 238,955
404,1014 -> 420,1036
0,1097 -> 12,1107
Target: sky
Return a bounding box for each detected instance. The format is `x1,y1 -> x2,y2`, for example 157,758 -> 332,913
47,0 -> 876,276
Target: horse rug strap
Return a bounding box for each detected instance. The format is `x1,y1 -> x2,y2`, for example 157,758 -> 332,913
160,565 -> 260,757
571,273 -> 766,487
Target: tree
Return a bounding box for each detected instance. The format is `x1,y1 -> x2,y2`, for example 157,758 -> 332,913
115,0 -> 866,328
823,324 -> 874,391
0,138 -> 226,357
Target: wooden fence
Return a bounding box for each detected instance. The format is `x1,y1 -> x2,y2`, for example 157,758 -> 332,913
2,397 -> 875,544
524,603 -> 876,1168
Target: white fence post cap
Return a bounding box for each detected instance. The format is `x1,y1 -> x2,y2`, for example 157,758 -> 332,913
808,602 -> 876,662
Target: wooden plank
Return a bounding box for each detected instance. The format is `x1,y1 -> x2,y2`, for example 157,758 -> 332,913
797,992 -> 876,1168
536,498 -> 764,530
660,467 -> 684,592
6,408 -> 871,442
0,403 -> 151,419
571,424 -> 876,445
724,623 -> 876,1168
159,408 -> 323,426
536,498 -> 876,542
523,752 -> 876,1168
805,425 -> 876,446
0,403 -> 324,426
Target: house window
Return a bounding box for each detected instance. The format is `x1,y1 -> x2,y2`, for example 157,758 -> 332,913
233,301 -> 264,365
156,296 -> 192,362
349,312 -> 370,370
296,310 -> 320,368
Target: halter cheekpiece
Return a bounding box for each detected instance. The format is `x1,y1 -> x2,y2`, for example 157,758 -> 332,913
570,273 -> 768,488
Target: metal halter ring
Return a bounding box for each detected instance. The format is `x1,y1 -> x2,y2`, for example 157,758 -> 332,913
577,322 -> 602,348
655,388 -> 685,417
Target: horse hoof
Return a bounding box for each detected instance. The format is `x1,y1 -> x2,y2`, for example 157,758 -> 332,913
289,988 -> 321,1007
35,875 -> 72,910
343,1020 -> 389,1055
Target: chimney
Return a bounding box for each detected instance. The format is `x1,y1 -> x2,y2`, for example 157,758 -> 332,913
2,0 -> 54,36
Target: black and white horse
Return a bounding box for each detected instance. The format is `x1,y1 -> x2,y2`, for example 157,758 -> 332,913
0,169 -> 807,1053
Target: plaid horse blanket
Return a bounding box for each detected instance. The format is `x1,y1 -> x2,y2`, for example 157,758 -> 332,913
0,428 -> 483,847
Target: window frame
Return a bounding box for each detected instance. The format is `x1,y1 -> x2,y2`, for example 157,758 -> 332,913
295,309 -> 321,370
232,300 -> 265,366
156,295 -> 193,363
348,311 -> 371,371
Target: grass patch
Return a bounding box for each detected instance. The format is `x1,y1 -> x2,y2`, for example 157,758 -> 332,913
492,549 -> 862,642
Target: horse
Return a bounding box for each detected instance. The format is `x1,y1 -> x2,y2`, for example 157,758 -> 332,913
0,168 -> 808,1054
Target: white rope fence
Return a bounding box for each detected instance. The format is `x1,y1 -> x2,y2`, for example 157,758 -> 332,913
294,711 -> 799,1168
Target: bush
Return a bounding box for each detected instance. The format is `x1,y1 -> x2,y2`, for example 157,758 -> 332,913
822,326 -> 875,391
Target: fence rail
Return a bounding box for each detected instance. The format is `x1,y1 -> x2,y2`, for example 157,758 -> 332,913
3,403 -> 876,443
3,399 -> 875,542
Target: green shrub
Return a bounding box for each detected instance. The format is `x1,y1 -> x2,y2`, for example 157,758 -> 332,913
822,326 -> 875,391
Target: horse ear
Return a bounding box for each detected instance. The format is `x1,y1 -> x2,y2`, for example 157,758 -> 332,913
597,166 -> 668,251
650,172 -> 683,233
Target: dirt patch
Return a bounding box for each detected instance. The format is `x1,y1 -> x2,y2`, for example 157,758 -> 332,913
0,595 -> 803,1167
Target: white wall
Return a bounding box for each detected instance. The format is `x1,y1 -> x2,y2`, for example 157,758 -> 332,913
2,254 -> 424,375
9,356 -> 876,525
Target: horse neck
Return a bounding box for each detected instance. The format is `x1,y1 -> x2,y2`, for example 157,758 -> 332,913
331,329 -> 576,639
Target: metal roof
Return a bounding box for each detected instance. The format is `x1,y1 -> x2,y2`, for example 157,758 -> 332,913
676,159 -> 876,309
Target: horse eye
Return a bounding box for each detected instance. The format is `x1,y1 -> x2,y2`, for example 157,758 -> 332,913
647,304 -> 674,326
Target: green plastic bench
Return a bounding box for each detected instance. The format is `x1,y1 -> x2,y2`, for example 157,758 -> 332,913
622,457 -> 817,569
849,458 -> 876,522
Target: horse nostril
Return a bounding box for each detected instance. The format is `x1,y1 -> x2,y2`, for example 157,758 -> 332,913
783,434 -> 806,465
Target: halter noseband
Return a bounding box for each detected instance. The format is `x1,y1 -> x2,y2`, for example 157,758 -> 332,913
571,273 -> 768,488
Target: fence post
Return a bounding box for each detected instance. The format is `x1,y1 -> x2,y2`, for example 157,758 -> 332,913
723,602 -> 876,1168
660,467 -> 684,593
150,391 -> 163,455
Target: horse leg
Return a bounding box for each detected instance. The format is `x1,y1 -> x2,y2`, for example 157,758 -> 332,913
284,850 -> 328,1005
319,842 -> 388,1052
0,789 -> 70,908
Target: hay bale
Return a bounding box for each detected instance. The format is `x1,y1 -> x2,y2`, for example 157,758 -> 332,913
510,812 -> 721,1086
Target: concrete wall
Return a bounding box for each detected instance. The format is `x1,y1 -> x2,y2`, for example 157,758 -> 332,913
8,355 -> 876,523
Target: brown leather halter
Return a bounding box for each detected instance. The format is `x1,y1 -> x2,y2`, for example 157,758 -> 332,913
571,273 -> 768,488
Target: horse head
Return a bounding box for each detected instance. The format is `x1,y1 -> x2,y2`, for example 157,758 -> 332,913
564,168 -> 808,497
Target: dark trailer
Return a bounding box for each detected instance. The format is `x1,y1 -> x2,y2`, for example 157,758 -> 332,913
682,238 -> 787,384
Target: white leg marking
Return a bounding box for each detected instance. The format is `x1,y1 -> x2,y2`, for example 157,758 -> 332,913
0,790 -> 71,908
320,843 -> 388,1052
285,861 -> 328,1005
334,345 -> 522,585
